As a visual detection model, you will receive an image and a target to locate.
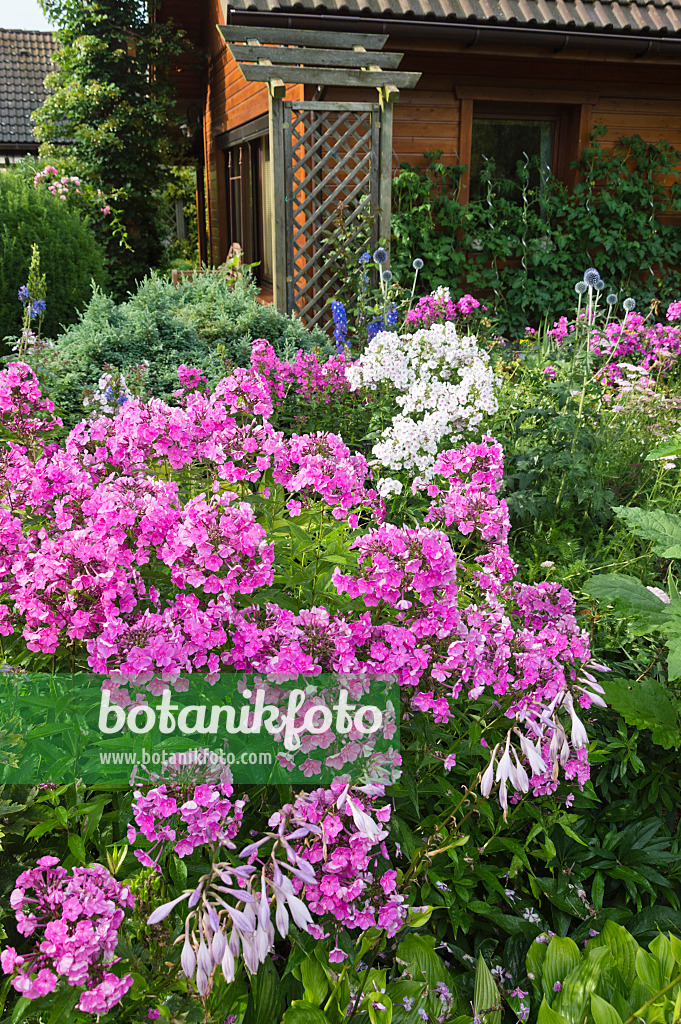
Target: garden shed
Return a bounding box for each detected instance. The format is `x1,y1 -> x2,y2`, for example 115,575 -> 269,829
159,0 -> 681,320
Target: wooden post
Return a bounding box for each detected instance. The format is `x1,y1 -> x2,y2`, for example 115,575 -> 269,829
269,86 -> 287,312
377,85 -> 396,250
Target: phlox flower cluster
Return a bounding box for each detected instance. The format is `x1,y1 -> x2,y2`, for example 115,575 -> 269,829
250,340 -> 350,406
406,287 -> 485,329
128,765 -> 245,869
33,166 -> 112,214
82,364 -> 149,416
138,773 -> 403,995
589,311 -> 681,382
282,781 -> 407,938
0,363 -> 602,803
0,362 -> 381,697
0,857 -> 134,1014
138,759 -> 321,997
667,300 -> 681,322
347,320 -> 498,487
0,360 -> 61,439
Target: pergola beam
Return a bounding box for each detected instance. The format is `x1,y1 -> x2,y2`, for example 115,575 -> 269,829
237,65 -> 421,88
226,43 -> 403,69
218,25 -> 389,49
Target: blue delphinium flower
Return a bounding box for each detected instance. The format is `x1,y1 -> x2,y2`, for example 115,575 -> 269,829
367,317 -> 383,342
30,299 -> 46,317
17,285 -> 30,305
331,299 -> 348,353
386,302 -> 398,326
359,252 -> 371,264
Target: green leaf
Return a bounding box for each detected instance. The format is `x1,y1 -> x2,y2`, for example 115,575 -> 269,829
584,574 -> 669,622
613,506 -> 681,559
649,934 -> 675,983
537,996 -> 570,1024
11,997 -> 32,1024
591,873 -> 605,914
282,1002 -> 331,1024
368,993 -> 392,1024
300,957 -> 329,1007
67,834 -> 87,864
247,959 -> 283,1024
543,937 -> 582,999
646,439 -> 681,462
601,920 -> 639,989
591,993 -> 624,1024
636,948 -> 663,991
47,986 -> 82,1023
600,676 -> 681,750
554,946 -> 610,1024
670,934 -> 681,965
474,955 -> 501,1024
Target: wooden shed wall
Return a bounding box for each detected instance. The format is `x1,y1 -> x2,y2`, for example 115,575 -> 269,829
198,18 -> 681,262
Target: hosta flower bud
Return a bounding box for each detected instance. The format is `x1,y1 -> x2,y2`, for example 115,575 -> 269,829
197,937 -> 212,977
180,934 -> 196,979
211,928 -> 226,965
196,966 -> 209,996
222,942 -> 235,983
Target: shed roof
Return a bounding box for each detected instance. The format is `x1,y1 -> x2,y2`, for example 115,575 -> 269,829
0,29 -> 58,152
226,0 -> 681,37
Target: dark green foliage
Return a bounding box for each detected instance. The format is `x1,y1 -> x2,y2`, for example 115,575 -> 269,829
0,161 -> 106,342
33,270 -> 332,424
391,131 -> 681,335
34,0 -> 187,291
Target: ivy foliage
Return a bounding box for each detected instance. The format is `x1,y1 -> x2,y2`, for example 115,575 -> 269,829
391,130 -> 681,335
34,0 -> 188,292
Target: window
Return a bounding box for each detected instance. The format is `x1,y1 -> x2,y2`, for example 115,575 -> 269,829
469,118 -> 554,200
224,126 -> 273,286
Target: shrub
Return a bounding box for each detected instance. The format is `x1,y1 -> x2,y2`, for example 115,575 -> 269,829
31,269 -> 332,423
0,161 -> 106,342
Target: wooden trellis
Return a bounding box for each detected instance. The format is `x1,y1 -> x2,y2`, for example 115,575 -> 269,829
219,23 -> 421,323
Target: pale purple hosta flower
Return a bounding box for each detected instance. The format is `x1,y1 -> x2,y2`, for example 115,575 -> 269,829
221,940 -> 236,983
563,693 -> 588,750
480,743 -> 499,798
181,919 -> 196,979
516,730 -> 547,775
147,892 -> 189,924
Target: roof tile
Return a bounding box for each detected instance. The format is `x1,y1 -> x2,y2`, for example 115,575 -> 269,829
0,29 -> 58,151
227,0 -> 681,35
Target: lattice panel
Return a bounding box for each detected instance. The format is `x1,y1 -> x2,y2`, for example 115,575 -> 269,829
283,102 -> 380,328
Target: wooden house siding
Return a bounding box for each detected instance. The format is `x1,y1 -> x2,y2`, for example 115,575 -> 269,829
160,1 -> 681,266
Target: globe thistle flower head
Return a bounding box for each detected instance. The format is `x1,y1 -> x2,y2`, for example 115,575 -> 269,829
412,257 -> 424,270
583,268 -> 600,287
382,270 -> 393,284
623,297 -> 636,312
606,293 -> 618,306
595,279 -> 605,292
575,281 -> 587,295
373,247 -> 388,266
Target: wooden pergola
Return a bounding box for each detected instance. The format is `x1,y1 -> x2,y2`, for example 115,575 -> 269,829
218,23 -> 421,325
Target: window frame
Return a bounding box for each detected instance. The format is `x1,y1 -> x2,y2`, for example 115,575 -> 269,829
454,85 -> 599,204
